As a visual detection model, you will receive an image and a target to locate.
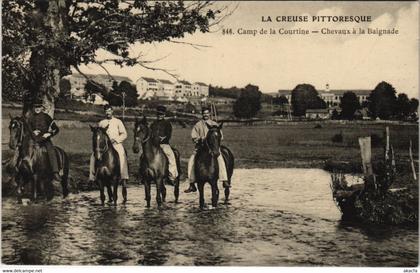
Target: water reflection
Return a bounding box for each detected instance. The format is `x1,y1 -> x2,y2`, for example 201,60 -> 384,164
2,169 -> 418,266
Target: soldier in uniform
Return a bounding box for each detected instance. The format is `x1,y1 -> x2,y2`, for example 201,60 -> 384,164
150,105 -> 178,184
88,105 -> 129,201
184,106 -> 229,193
26,100 -> 61,183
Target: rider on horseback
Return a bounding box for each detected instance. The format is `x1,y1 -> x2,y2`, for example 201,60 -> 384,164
184,106 -> 229,193
150,105 -> 178,185
88,105 -> 129,186
26,100 -> 61,183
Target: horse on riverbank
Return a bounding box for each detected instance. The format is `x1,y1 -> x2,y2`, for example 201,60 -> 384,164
194,123 -> 234,209
132,116 -> 181,207
90,125 -> 126,205
8,116 -> 69,203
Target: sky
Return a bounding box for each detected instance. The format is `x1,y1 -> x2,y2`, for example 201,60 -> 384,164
80,1 -> 419,98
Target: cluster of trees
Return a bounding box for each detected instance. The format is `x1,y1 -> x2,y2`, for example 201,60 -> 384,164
291,84 -> 327,116
84,80 -> 138,107
2,0 -> 224,117
366,82 -> 418,120
209,85 -> 241,99
337,82 -> 418,121
232,84 -> 263,119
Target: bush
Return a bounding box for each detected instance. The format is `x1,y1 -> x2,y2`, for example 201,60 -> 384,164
332,132 -> 343,143
314,124 -> 322,129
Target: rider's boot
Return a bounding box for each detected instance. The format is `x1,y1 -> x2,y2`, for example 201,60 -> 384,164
184,183 -> 197,193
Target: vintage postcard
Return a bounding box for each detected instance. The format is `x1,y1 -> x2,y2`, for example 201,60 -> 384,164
1,0 -> 418,271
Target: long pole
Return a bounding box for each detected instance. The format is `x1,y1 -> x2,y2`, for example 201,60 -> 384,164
409,139 -> 417,180
122,92 -> 126,121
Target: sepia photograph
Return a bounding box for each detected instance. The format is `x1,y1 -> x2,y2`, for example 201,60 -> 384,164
1,0 -> 419,270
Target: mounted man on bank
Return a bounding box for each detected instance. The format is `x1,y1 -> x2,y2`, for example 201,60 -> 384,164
184,106 -> 230,193
150,105 -> 179,185
27,100 -> 62,183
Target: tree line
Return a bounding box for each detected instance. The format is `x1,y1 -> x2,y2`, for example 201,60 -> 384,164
228,81 -> 418,121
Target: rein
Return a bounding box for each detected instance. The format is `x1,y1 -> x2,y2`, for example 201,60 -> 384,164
203,129 -> 220,157
11,120 -> 25,148
135,125 -> 151,144
95,131 -> 110,156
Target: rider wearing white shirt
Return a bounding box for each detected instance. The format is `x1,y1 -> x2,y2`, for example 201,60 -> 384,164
89,105 -> 129,186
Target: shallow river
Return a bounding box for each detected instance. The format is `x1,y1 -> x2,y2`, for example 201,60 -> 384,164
2,169 -> 418,266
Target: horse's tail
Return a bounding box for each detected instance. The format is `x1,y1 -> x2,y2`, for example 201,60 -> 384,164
172,147 -> 182,178
55,146 -> 69,197
221,145 -> 234,182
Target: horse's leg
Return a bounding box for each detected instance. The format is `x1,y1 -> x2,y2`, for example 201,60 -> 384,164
174,177 -> 180,203
224,185 -> 230,204
45,177 -> 55,201
16,174 -> 23,204
211,180 -> 219,208
31,175 -> 38,202
122,180 -> 127,204
198,182 -> 205,209
113,177 -> 118,206
106,184 -> 113,204
174,148 -> 181,203
156,178 -> 162,207
161,180 -> 166,203
144,181 -> 151,208
99,180 -> 106,205
61,151 -> 70,198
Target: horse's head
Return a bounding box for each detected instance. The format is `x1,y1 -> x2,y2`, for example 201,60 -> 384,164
204,122 -> 223,157
90,124 -> 110,161
8,115 -> 24,150
133,116 -> 150,154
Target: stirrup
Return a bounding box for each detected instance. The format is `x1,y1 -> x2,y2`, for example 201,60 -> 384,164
184,184 -> 197,193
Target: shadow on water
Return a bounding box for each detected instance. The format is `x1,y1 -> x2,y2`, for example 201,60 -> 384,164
13,201 -> 69,264
88,205 -> 134,265
136,208 -> 171,265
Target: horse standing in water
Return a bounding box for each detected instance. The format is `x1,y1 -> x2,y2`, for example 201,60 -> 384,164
132,116 -> 181,207
8,116 -> 69,202
195,123 -> 234,209
90,125 -> 126,205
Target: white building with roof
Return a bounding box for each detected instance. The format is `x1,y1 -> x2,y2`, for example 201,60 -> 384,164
194,82 -> 209,97
175,80 -> 192,98
156,79 -> 175,99
136,77 -> 159,99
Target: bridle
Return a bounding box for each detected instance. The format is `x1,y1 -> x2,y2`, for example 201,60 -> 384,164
135,123 -> 151,144
9,119 -> 25,148
204,127 -> 221,157
95,129 -> 109,156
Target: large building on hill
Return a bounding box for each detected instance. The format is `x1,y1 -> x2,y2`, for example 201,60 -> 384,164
134,77 -> 209,101
136,77 -> 159,100
277,84 -> 371,107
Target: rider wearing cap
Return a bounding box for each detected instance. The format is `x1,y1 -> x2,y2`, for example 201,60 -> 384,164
26,100 -> 61,183
88,105 -> 129,194
150,105 -> 178,184
184,106 -> 229,193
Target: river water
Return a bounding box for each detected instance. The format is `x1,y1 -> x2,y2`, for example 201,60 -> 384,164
1,169 -> 418,266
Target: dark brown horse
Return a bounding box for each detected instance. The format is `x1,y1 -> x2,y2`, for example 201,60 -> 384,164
195,123 -> 234,209
8,116 -> 69,202
132,116 -> 181,207
90,125 -> 126,205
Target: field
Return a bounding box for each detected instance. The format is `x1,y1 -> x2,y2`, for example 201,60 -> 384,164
2,104 -> 419,194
